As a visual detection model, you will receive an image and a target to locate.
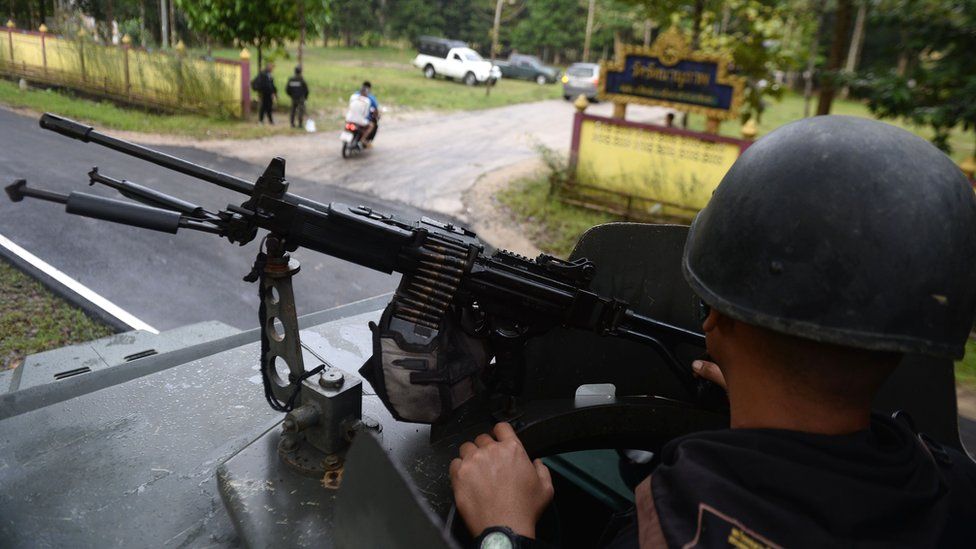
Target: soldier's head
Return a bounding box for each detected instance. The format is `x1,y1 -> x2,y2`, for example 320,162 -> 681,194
265,62 -> 274,73
294,65 -> 302,75
683,116 -> 976,407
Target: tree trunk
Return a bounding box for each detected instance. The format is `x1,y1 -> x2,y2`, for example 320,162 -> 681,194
816,0 -> 853,115
168,0 -> 175,44
487,0 -> 503,97
583,0 -> 596,62
160,0 -> 169,48
804,2 -> 825,117
105,0 -> 115,43
257,45 -> 263,72
840,1 -> 868,98
896,28 -> 909,76
691,0 -> 704,49
643,19 -> 652,47
720,3 -> 731,35
298,0 -> 305,67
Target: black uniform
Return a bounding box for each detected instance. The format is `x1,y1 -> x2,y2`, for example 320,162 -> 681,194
286,75 -> 309,128
604,414 -> 976,547
251,70 -> 277,124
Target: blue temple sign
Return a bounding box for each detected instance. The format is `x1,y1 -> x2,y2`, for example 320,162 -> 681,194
599,28 -> 745,121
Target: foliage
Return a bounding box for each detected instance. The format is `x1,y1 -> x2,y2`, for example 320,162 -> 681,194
697,0 -> 809,123
176,0 -> 328,65
0,260 -> 114,371
853,0 -> 976,154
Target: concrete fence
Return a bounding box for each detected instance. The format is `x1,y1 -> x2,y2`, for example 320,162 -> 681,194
1,24 -> 250,117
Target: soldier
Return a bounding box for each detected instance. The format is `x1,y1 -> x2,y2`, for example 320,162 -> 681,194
251,63 -> 277,125
286,65 -> 309,129
450,116 -> 976,547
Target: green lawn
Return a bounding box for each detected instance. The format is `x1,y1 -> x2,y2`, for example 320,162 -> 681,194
220,45 -> 562,115
685,92 -> 973,162
1,45 -> 561,138
0,259 -> 114,370
957,339 -> 976,389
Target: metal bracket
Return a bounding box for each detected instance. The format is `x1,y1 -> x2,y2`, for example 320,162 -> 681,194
260,242 -> 380,482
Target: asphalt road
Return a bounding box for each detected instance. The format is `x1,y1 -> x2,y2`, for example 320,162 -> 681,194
192,100 -> 675,221
0,108 -> 434,331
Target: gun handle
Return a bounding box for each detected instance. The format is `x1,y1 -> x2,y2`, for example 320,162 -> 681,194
66,192 -> 181,234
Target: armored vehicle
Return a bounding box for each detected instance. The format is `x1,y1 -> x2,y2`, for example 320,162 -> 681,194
1,115 -> 970,547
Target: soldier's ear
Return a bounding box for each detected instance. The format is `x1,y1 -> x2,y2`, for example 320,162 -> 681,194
702,307 -> 720,333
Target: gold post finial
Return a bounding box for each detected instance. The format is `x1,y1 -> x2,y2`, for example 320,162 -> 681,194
38,23 -> 48,33
5,20 -> 15,28
175,39 -> 185,53
574,94 -> 590,112
960,156 -> 976,180
239,48 -> 251,60
76,27 -> 86,38
121,33 -> 131,45
741,118 -> 758,140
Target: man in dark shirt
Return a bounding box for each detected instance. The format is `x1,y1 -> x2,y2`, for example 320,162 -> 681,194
251,63 -> 277,125
286,65 -> 309,129
449,116 -> 976,547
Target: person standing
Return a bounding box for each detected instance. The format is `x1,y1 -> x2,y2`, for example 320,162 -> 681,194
251,63 -> 277,125
286,65 -> 310,129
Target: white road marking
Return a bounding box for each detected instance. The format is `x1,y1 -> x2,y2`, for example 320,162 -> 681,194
0,233 -> 159,334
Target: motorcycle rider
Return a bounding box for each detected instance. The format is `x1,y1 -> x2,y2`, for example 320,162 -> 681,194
449,116 -> 976,547
345,81 -> 380,146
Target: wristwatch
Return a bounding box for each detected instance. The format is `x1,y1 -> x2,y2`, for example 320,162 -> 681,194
473,526 -> 543,549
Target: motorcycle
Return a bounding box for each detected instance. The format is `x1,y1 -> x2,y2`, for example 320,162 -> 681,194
340,122 -> 368,159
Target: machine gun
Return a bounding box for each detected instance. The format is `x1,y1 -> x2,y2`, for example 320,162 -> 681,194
6,113 -> 712,477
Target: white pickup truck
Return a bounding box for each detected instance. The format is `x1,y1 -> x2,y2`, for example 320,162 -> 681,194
412,36 -> 501,86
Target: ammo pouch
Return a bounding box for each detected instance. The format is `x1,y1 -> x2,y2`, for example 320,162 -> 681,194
359,302 -> 488,424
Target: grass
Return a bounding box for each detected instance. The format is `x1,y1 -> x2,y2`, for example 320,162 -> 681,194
685,91 -> 973,162
1,45 -> 561,138
957,339 -> 976,390
0,78 -> 291,139
223,46 -> 562,115
497,173 -> 618,259
0,259 -> 114,371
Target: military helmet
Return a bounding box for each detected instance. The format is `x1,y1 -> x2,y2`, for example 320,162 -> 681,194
683,115 -> 976,359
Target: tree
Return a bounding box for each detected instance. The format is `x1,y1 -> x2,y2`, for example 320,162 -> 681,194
176,0 -> 300,67
510,0 -> 585,62
855,0 -> 976,156
816,0 -> 853,114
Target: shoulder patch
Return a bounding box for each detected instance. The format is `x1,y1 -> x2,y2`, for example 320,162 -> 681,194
682,503 -> 781,549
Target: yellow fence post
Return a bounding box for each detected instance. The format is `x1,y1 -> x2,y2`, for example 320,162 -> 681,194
76,28 -> 87,83
122,34 -> 131,99
39,24 -> 48,75
5,20 -> 14,64
613,102 -> 627,119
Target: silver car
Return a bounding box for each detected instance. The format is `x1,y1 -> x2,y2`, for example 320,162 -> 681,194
562,62 -> 600,101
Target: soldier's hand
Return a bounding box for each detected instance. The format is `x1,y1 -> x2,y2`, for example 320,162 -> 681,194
449,422 -> 554,539
692,359 -> 727,390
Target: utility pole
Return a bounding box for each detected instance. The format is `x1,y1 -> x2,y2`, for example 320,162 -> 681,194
486,0 -> 504,97
159,0 -> 169,48
583,0 -> 596,61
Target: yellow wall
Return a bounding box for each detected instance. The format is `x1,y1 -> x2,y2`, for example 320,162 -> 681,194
576,118 -> 743,216
1,29 -> 243,116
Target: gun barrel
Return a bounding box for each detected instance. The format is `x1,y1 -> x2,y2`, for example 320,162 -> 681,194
40,113 -> 254,196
